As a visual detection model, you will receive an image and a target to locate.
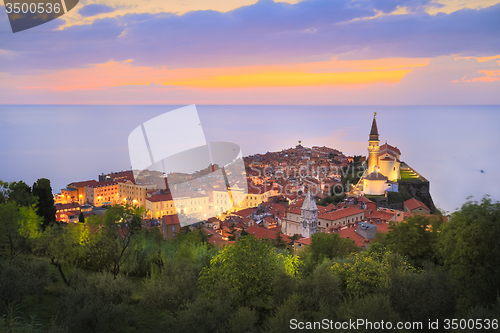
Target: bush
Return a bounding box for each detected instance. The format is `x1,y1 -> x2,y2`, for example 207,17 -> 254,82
57,271 -> 135,333
0,258 -> 54,314
141,257 -> 201,314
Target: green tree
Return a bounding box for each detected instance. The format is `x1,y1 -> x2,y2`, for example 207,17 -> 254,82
336,293 -> 401,333
0,181 -> 8,203
32,178 -> 56,228
0,202 -> 41,256
288,233 -> 300,247
298,260 -> 343,321
0,257 -> 54,314
379,214 -> 443,267
272,231 -> 288,250
78,211 -> 85,223
199,235 -> 280,310
57,271 -> 134,333
438,196 -> 500,312
83,204 -> 143,278
172,283 -> 235,333
331,251 -> 413,299
265,293 -> 303,333
7,181 -> 37,207
301,232 -> 358,273
34,224 -> 86,286
228,223 -> 237,241
382,264 -> 456,323
141,255 -> 204,317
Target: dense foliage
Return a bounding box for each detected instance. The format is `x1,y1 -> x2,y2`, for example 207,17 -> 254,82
1,179 -> 499,332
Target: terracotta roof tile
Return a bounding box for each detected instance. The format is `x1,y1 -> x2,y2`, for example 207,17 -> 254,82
69,180 -> 99,188
367,210 -> 395,222
232,207 -> 256,218
163,215 -> 180,225
404,198 -> 430,212
245,225 -> 290,242
146,193 -> 174,202
319,207 -> 364,221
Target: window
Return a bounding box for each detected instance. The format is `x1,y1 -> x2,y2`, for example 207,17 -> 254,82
172,226 -> 175,231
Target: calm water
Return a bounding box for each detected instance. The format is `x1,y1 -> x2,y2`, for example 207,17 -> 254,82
0,105 -> 498,213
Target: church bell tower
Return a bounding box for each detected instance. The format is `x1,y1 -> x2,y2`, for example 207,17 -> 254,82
300,189 -> 318,238
367,112 -> 380,174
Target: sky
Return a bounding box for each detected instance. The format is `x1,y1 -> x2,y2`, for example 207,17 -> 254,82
0,0 -> 499,104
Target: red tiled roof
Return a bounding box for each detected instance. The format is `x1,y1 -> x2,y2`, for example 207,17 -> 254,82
202,227 -> 222,238
370,221 -> 391,233
163,214 -> 180,225
146,194 -> 174,202
379,150 -> 398,158
263,216 -> 275,223
324,203 -> 337,211
202,227 -> 232,247
403,211 -> 415,219
232,207 -> 256,218
366,210 -> 395,222
272,225 -> 283,233
245,225 -> 290,242
295,237 -> 311,246
268,203 -> 286,216
89,181 -> 119,188
319,207 -> 364,221
235,222 -> 247,229
55,202 -> 81,211
337,227 -> 365,247
404,198 -> 430,212
379,143 -> 401,156
356,196 -> 375,204
69,180 -> 99,188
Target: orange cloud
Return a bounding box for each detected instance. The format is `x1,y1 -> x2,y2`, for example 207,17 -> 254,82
161,70 -> 410,88
16,57 -> 428,91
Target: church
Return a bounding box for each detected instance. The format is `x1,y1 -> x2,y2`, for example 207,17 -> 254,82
360,113 -> 401,195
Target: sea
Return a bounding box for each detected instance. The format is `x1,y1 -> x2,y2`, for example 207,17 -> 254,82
0,105 -> 498,214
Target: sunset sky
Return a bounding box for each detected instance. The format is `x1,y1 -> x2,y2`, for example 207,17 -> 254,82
1,0 -> 499,104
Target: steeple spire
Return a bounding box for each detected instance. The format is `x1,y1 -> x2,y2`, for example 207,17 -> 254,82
301,189 -> 317,211
367,112 -> 380,173
300,188 -> 318,238
369,112 -> 379,141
